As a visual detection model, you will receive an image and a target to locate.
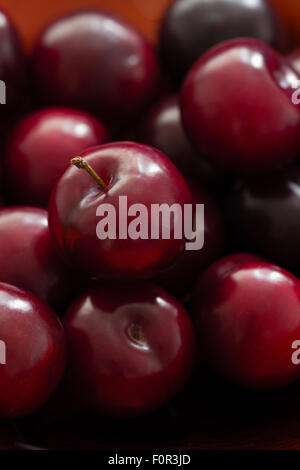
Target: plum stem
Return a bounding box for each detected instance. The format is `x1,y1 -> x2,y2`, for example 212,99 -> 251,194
71,157 -> 106,190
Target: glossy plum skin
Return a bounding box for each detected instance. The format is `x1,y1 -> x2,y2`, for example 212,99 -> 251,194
159,0 -> 286,82
48,142 -> 191,281
195,253 -> 262,302
287,47 -> 300,74
0,207 -> 77,311
226,165 -> 300,273
4,108 -> 109,207
193,262 -> 300,389
63,283 -> 196,417
0,282 -> 66,417
137,94 -> 204,178
154,182 -> 225,296
137,94 -> 228,193
181,38 -> 300,175
32,10 -> 159,127
0,8 -> 25,108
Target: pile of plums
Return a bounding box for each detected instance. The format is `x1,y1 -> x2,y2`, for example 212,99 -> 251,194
2,0 -> 300,424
